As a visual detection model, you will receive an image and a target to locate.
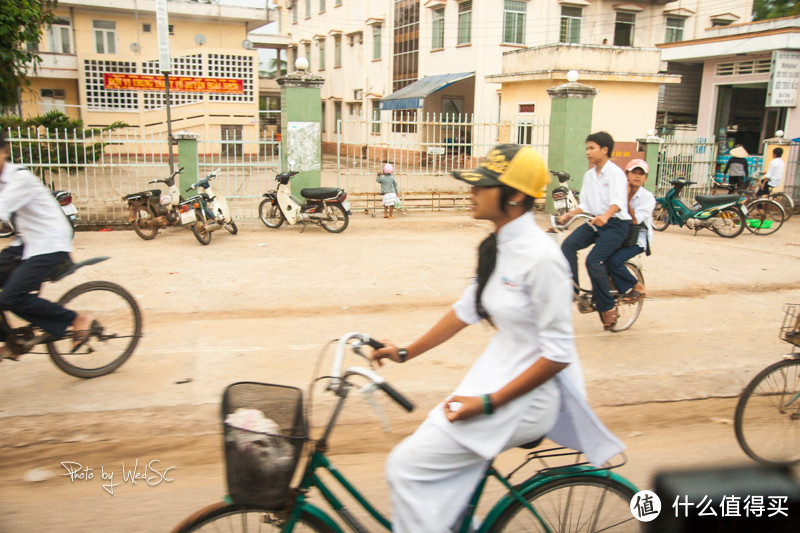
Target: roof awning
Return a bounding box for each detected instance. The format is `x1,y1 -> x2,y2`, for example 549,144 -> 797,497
379,72 -> 474,111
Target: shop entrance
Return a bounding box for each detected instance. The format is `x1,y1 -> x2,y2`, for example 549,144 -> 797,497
715,85 -> 767,154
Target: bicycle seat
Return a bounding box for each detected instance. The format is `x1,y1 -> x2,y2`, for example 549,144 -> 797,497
518,436 -> 544,450
301,187 -> 343,200
44,256 -> 110,283
694,194 -> 740,207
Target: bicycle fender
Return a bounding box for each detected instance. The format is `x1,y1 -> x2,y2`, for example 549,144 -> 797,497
288,502 -> 344,533
478,466 -> 639,532
262,191 -> 277,200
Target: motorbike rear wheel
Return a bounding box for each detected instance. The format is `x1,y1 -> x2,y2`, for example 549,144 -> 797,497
712,206 -> 746,238
258,198 -> 284,228
191,210 -> 212,245
224,220 -> 238,235
321,203 -> 349,233
132,209 -> 159,240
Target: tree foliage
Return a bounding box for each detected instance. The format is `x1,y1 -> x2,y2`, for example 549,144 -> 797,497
0,1 -> 58,110
752,0 -> 800,21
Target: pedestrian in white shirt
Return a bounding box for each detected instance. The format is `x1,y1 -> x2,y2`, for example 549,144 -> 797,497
370,144 -> 624,533
0,131 -> 91,353
756,147 -> 785,198
607,159 -> 655,304
558,132 -> 631,330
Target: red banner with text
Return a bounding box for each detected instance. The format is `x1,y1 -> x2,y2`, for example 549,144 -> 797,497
103,74 -> 244,94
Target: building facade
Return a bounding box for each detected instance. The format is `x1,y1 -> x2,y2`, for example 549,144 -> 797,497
272,0 -> 753,145
21,0 -> 271,141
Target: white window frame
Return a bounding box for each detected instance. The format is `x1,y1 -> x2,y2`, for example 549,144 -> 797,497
372,25 -> 382,60
334,35 -> 342,67
371,100 -> 381,134
432,8 -> 445,49
614,12 -> 635,47
93,20 -> 117,55
458,1 -> 472,45
560,7 -> 581,44
665,16 -> 685,43
318,38 -> 326,70
502,1 -> 526,46
47,17 -> 73,54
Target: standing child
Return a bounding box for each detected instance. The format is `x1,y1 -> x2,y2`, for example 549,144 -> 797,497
377,163 -> 400,218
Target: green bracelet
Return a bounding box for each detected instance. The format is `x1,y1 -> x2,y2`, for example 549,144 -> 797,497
482,394 -> 494,415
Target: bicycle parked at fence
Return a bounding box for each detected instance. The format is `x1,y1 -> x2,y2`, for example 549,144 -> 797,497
0,256 -> 142,378
710,172 -> 789,235
172,332 -> 640,532
715,171 -> 794,221
734,304 -> 800,465
550,214 -> 645,332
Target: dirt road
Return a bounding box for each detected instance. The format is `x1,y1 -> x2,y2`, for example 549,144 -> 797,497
2,212 -> 800,531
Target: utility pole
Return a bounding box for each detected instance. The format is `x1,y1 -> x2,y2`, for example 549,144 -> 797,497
156,0 -> 174,173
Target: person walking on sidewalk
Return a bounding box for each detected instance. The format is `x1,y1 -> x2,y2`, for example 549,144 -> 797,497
607,159 -> 654,304
558,131 -> 631,330
0,130 -> 91,353
377,163 -> 400,219
370,144 -> 624,533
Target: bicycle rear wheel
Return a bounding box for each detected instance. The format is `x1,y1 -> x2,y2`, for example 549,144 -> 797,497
771,193 -> 794,220
744,199 -> 785,236
487,475 -> 638,532
610,262 -> 644,333
734,358 -> 800,465
47,281 -> 142,378
171,502 -> 336,533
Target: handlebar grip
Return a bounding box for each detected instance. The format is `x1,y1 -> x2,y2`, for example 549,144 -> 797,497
378,382 -> 415,412
364,337 -> 385,350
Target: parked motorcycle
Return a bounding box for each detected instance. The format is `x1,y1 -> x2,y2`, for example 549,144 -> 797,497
0,187 -> 78,238
549,170 -> 580,215
122,167 -> 184,240
178,168 -> 237,245
653,179 -> 748,238
258,167 -> 351,233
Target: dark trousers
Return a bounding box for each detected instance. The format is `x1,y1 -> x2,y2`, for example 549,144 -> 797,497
561,218 -> 630,313
607,245 -> 644,295
0,249 -> 76,337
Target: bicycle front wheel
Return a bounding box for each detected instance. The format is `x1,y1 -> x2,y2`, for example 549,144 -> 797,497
171,502 -> 337,533
47,281 -> 142,379
488,475 -> 638,532
734,358 -> 800,465
744,199 -> 785,236
610,262 -> 644,333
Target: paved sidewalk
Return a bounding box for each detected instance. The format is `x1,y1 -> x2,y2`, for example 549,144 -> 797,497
2,211 -> 799,432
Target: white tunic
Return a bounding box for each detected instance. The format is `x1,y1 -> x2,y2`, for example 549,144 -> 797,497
0,163 -> 73,259
765,157 -> 785,188
577,161 -> 631,221
428,212 -> 625,466
629,187 -> 656,250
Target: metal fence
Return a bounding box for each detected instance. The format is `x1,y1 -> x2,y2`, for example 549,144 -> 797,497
655,135 -> 718,203
335,114 -> 549,213
3,126 -> 279,226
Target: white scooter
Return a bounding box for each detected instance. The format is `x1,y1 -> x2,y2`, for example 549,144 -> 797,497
258,166 -> 351,234
178,168 -> 238,245
550,170 -> 580,215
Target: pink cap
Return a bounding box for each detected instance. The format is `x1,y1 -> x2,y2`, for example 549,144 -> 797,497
626,159 -> 649,173
383,163 -> 394,174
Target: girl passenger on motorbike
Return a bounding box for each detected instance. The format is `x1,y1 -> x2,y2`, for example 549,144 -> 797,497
370,144 -> 624,533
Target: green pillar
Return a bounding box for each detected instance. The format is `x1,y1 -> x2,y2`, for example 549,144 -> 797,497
276,65 -> 325,196
636,133 -> 662,194
175,131 -> 200,195
545,78 -> 598,213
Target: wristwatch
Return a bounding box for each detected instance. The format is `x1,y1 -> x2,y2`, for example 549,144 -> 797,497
397,348 -> 408,363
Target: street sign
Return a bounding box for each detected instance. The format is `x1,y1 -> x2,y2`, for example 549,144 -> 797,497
156,0 -> 171,73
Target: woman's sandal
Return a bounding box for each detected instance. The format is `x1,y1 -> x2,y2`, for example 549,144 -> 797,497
621,289 -> 645,304
601,308 -> 618,330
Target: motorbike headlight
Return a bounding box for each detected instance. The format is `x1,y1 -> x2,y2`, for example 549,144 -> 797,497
160,195 -> 172,206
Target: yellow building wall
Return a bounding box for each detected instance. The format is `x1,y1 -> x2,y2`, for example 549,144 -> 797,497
501,80 -> 661,144
19,78 -> 81,121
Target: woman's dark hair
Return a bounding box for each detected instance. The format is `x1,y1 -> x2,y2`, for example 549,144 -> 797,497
474,185 -> 534,324
585,131 -> 614,156
774,147 -> 784,158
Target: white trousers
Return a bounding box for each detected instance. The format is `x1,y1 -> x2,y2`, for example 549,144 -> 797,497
386,394 -> 559,533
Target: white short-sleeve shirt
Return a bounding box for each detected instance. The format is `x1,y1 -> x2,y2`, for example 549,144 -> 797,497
577,161 -> 631,221
629,187 -> 656,250
429,213 -> 624,465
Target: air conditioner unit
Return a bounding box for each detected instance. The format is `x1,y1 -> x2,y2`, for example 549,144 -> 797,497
354,89 -> 363,100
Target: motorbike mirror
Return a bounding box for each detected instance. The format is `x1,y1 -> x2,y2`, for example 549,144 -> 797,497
288,160 -> 296,170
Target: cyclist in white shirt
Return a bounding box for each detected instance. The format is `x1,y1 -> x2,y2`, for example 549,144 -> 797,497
0,131 -> 91,353
557,132 -> 631,330
607,159 -> 655,304
756,147 -> 785,198
370,144 -> 624,533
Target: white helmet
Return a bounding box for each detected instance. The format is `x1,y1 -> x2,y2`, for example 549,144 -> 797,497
383,163 -> 394,174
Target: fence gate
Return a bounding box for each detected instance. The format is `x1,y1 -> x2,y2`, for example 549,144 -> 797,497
656,135 -> 717,201
335,114 -> 549,213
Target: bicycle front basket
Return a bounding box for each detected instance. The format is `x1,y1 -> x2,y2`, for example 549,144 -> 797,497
221,382 -> 307,509
780,304 -> 800,348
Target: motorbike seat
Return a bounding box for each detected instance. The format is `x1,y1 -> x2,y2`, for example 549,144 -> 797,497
124,189 -> 162,201
301,187 -> 342,200
694,194 -> 740,207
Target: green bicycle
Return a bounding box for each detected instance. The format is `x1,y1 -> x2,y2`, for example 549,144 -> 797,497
172,332 -> 640,532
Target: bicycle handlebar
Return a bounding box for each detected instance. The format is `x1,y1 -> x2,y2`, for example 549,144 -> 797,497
550,213 -> 598,232
331,332 -> 415,412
